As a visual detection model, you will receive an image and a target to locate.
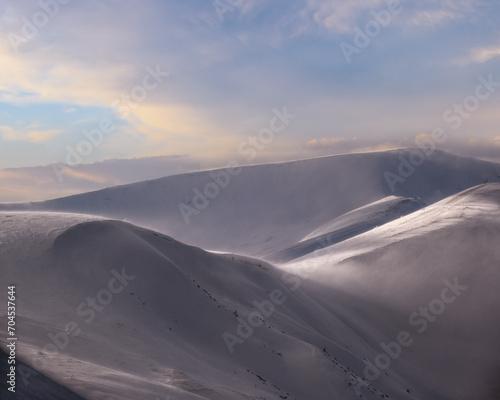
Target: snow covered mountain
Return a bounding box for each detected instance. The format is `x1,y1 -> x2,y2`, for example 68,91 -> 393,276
1,211 -> 413,400
1,149 -> 499,258
0,155 -> 201,203
1,150 -> 500,400
1,184 -> 500,399
279,183 -> 500,400
266,195 -> 425,263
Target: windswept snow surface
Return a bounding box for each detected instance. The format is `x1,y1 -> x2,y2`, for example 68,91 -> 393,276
1,211 -> 415,400
1,184 -> 500,399
1,149 -> 499,257
280,183 -> 500,400
1,151 -> 500,400
266,195 -> 425,262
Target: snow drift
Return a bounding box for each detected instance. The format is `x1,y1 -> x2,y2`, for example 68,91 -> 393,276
1,150 -> 500,400
1,184 -> 500,399
1,149 -> 499,258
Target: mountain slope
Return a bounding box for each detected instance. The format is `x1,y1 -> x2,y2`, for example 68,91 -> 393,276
266,195 -> 425,262
1,149 -> 499,257
1,184 -> 500,399
279,183 -> 500,400
0,212 -> 415,400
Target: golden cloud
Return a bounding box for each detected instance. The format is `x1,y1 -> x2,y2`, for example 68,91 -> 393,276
0,125 -> 62,142
306,137 -> 357,149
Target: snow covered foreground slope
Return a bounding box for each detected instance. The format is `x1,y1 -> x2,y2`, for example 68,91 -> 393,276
1,184 -> 500,400
1,149 -> 499,257
1,212 -> 413,400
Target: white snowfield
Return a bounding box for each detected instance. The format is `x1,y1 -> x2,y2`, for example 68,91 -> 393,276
2,149 -> 500,257
1,150 -> 500,400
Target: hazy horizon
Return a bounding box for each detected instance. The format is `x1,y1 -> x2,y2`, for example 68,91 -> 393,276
1,147 -> 499,203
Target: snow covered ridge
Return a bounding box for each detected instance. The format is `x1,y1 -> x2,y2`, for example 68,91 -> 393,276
178,106 -> 296,225
276,183 -> 500,399
1,184 -> 500,399
266,196 -> 426,263
1,149 -> 499,258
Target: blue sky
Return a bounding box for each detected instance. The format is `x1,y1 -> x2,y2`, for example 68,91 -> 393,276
1,0 -> 500,174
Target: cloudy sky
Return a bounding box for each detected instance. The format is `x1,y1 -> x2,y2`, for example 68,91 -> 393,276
0,0 -> 500,200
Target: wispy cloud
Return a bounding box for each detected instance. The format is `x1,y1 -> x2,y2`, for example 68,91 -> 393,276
0,126 -> 14,139
302,0 -> 388,34
287,0 -> 478,37
306,137 -> 357,149
404,0 -> 476,28
0,125 -> 62,142
405,8 -> 457,27
464,46 -> 500,64
0,43 -> 133,106
0,0 -> 498,174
